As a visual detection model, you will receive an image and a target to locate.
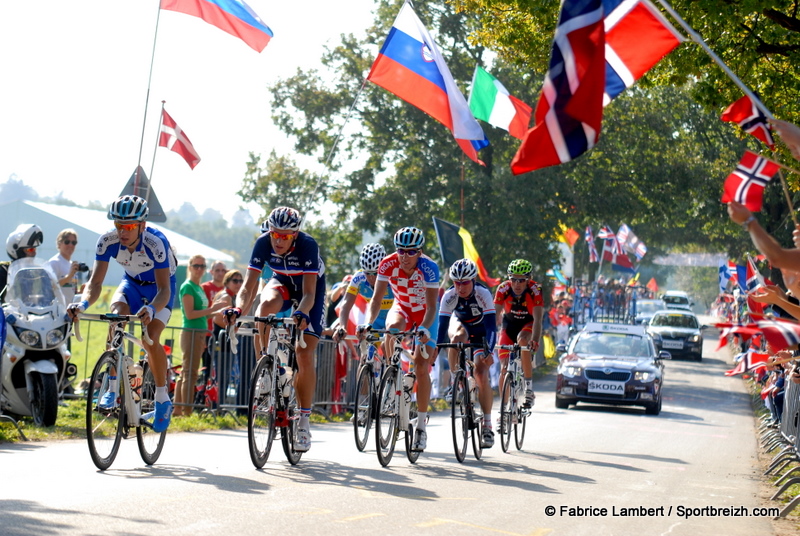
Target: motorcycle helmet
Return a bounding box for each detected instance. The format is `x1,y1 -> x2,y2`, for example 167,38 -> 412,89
266,207 -> 302,231
108,195 -> 149,222
507,259 -> 532,276
359,243 -> 385,273
393,227 -> 425,248
6,224 -> 44,260
449,259 -> 478,281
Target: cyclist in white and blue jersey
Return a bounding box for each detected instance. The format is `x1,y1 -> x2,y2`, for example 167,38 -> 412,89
335,243 -> 394,335
225,206 -> 325,452
67,195 -> 177,433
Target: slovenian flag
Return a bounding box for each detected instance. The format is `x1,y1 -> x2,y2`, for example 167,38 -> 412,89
367,2 -> 487,165
161,0 -> 273,52
468,66 -> 532,140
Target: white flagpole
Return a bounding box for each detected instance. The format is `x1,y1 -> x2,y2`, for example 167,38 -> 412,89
146,101 -> 166,205
135,1 -> 164,203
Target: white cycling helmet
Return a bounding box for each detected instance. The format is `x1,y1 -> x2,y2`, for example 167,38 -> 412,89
393,226 -> 425,248
449,259 -> 478,281
108,195 -> 149,222
359,243 -> 385,272
266,206 -> 302,231
6,224 -> 43,260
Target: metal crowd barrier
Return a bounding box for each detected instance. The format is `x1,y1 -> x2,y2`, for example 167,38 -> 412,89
761,373 -> 800,517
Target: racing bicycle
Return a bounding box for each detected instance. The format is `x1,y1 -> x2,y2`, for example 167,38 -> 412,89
341,331 -> 383,451
78,313 -> 166,470
438,342 -> 486,463
497,343 -> 530,452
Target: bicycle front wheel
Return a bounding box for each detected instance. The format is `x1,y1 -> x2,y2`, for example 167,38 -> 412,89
353,364 -> 373,452
248,356 -> 277,468
86,351 -> 125,471
499,373 -> 513,453
515,404 -> 528,450
451,371 -> 468,463
281,380 -> 303,466
375,366 -> 399,467
471,404 -> 483,461
405,399 -> 419,464
137,362 -> 166,465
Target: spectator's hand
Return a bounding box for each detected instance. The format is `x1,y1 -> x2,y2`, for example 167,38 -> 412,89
726,201 -> 752,225
69,261 -> 79,277
208,301 -> 229,314
750,285 -> 786,305
770,118 -> 800,160
136,305 -> 155,326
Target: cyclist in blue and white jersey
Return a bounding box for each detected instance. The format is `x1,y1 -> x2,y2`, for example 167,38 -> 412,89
335,243 -> 394,335
437,259 -> 497,448
225,206 -> 325,452
67,195 -> 178,433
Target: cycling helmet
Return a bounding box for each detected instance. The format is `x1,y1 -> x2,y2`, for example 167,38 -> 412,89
108,195 -> 149,222
449,259 -> 478,281
6,224 -> 43,260
393,226 -> 425,248
507,259 -> 532,276
266,206 -> 302,231
359,243 -> 385,272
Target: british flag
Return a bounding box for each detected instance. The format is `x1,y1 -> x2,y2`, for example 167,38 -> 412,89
721,151 -> 780,212
585,226 -> 599,263
721,94 -> 775,150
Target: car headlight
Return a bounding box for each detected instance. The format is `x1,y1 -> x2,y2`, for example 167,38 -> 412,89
18,329 -> 41,348
562,366 -> 583,378
688,334 -> 701,343
634,371 -> 655,382
46,328 -> 65,347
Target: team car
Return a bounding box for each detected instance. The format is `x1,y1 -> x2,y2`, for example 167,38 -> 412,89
635,298 -> 667,325
555,322 -> 669,415
647,310 -> 705,361
661,290 -> 693,311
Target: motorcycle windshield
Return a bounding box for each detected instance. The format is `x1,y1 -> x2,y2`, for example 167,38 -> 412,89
6,257 -> 66,310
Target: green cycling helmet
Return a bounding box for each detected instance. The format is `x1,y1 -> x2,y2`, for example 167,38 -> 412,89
507,259 -> 532,276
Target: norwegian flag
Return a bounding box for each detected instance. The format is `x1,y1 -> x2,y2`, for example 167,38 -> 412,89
714,322 -> 761,351
721,95 -> 775,150
724,349 -> 770,376
159,108 -> 201,169
585,226 -> 599,263
745,255 -> 766,314
753,315 -> 800,351
720,150 -> 780,212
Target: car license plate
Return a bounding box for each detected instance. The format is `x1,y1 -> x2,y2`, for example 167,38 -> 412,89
588,380 -> 625,396
662,340 -> 683,349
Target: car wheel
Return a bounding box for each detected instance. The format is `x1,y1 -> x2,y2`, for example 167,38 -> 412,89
645,398 -> 661,416
555,397 -> 570,410
695,353 -> 703,362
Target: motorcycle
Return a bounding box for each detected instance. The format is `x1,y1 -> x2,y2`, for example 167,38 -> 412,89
1,257 -> 75,426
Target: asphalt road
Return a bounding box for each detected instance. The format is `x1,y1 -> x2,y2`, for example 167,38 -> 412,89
0,323 -> 776,536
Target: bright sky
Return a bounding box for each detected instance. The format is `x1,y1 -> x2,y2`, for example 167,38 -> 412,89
0,0 -> 375,221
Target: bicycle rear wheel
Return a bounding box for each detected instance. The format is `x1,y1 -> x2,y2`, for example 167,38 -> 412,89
471,404 -> 483,460
281,380 -> 303,465
499,373 -> 513,452
86,351 -> 125,471
248,356 -> 277,468
451,371 -> 468,463
353,364 -> 373,452
515,406 -> 528,450
137,362 -> 166,465
375,366 -> 399,467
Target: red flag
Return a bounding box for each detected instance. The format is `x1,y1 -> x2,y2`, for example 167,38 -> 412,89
752,315 -> 800,351
745,256 -> 765,314
721,95 -> 775,150
159,109 -> 201,170
646,277 -> 658,293
720,150 -> 779,212
601,239 -> 635,273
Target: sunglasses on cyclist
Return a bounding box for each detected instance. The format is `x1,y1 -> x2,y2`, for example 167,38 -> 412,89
363,271 -> 377,276
62,240 -> 78,245
509,277 -> 528,284
270,230 -> 297,241
453,280 -> 472,286
396,248 -> 419,257
114,222 -> 140,232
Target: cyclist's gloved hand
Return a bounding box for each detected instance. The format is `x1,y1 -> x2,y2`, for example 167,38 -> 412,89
333,327 -> 345,343
293,310 -> 310,331
356,324 -> 371,340
417,326 -> 431,343
136,305 -> 155,325
529,340 -> 540,352
223,307 -> 242,326
67,300 -> 89,320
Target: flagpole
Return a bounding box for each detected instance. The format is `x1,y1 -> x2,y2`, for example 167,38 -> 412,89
303,77 -> 368,213
145,101 -> 167,204
135,1 -> 164,197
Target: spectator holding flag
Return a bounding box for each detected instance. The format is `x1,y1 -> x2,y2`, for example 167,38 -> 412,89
771,118 -> 800,161
727,201 -> 800,270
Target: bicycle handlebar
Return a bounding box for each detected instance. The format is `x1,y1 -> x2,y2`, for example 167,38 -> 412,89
75,313 -> 153,346
227,314 -> 307,354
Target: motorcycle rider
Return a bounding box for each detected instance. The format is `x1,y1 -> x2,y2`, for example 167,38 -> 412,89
1,224 -> 44,303
67,195 -> 177,433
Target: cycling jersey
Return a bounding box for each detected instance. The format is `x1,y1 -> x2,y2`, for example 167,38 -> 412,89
376,252 -> 439,322
96,226 -> 177,283
345,270 -> 393,330
493,279 -> 544,323
437,284 -> 496,350
247,231 -> 326,301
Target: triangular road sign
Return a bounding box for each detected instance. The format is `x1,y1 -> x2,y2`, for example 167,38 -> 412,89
118,167 -> 166,222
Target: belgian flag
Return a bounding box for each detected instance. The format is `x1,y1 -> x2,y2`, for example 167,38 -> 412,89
432,217 -> 500,287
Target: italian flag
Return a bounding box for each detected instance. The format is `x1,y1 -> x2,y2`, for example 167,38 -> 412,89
468,66 -> 532,140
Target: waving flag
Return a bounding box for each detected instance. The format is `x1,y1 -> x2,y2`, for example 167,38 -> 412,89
368,2 -> 487,165
159,109 -> 201,169
724,349 -> 769,376
753,315 -> 800,351
585,226 -> 599,263
745,255 -> 765,314
596,225 -> 615,240
601,237 -> 635,273
721,95 -> 775,150
558,225 -> 581,247
161,0 -> 273,52
432,217 -> 500,286
719,259 -> 733,292
721,150 -> 780,212
617,223 -> 647,260
468,66 -> 532,140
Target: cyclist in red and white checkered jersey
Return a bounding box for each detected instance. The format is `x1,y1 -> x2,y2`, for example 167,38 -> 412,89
360,226 -> 439,452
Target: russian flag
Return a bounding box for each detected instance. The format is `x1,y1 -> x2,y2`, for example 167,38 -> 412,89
367,2 -> 487,164
161,0 -> 273,53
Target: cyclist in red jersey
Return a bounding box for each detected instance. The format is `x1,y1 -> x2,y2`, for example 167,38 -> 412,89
494,259 -> 544,408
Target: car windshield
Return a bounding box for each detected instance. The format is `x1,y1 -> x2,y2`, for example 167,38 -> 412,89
637,301 -> 663,314
663,295 -> 689,306
572,332 -> 651,358
651,313 -> 698,328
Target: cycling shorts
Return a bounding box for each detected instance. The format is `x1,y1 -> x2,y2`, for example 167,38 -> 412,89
498,319 -> 533,359
264,275 -> 326,338
112,277 -> 175,325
